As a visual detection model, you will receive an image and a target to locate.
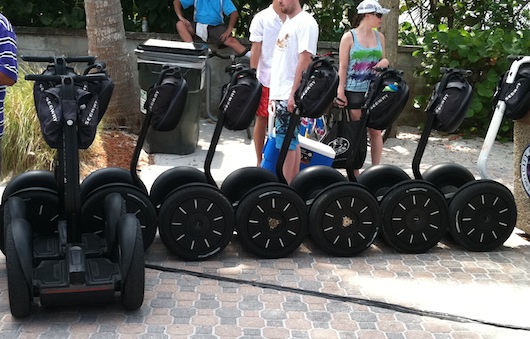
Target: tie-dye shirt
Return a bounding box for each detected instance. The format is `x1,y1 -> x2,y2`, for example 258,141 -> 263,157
0,13 -> 18,138
345,29 -> 382,93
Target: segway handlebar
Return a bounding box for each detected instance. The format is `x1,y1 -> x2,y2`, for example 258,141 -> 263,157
22,55 -> 97,64
25,73 -> 109,83
440,67 -> 473,77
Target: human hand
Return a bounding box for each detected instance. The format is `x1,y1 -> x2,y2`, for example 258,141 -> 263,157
335,94 -> 347,108
287,96 -> 296,113
220,30 -> 231,42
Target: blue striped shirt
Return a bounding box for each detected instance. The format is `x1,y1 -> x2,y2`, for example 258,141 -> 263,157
0,13 -> 18,137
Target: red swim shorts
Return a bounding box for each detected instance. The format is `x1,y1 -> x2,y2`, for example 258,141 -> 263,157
256,86 -> 270,118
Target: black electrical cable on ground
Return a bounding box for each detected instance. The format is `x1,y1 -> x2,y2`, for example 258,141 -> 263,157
146,263 -> 530,332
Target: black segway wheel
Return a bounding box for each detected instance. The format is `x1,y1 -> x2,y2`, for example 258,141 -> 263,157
158,184 -> 234,261
118,214 -> 145,310
235,183 -> 307,259
221,166 -> 278,204
448,180 -> 516,251
80,167 -> 146,201
6,220 -> 33,318
2,170 -> 56,203
357,164 -> 410,202
309,182 -> 380,256
81,184 -> 157,250
290,165 -> 347,202
423,163 -> 475,200
380,180 -> 448,253
1,188 -> 59,254
150,166 -> 208,208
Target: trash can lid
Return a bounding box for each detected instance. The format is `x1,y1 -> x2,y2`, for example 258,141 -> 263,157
137,39 -> 208,57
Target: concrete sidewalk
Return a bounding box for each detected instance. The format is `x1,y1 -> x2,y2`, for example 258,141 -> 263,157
0,120 -> 528,339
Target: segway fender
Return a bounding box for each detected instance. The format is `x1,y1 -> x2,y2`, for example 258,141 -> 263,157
10,218 -> 34,292
116,214 -> 143,280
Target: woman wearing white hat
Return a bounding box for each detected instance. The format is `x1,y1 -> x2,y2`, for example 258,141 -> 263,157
336,0 -> 390,170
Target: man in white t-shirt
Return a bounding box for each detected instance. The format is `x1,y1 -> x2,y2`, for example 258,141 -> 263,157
269,0 -> 319,183
249,0 -> 285,166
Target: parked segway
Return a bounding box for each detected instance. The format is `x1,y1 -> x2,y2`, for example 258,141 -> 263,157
290,67 -> 408,256
358,68 -> 473,253
440,56 -> 527,251
223,56 -> 336,259
3,56 -> 144,318
79,61 -> 157,250
151,53 -> 263,260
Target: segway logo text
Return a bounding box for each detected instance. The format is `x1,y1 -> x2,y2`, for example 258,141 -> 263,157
435,93 -> 450,113
46,96 -> 59,122
149,90 -> 160,112
505,82 -> 521,102
301,79 -> 316,99
83,100 -> 98,126
223,89 -> 236,112
370,93 -> 389,110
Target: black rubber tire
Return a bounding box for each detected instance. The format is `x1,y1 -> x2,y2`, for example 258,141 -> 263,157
380,180 -> 448,253
80,167 -> 146,201
119,215 -> 145,310
357,164 -> 410,202
6,221 -> 33,318
158,184 -> 234,261
290,165 -> 347,202
150,166 -> 207,208
235,183 -> 307,259
81,183 -> 157,250
423,163 -> 475,200
103,192 -> 127,256
2,170 -> 56,203
0,188 -> 59,254
221,166 -> 278,204
309,182 -> 380,256
448,180 -> 516,251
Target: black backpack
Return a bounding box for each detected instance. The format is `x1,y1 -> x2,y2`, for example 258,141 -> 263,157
365,69 -> 409,130
144,67 -> 189,131
295,56 -> 339,118
428,70 -> 473,133
33,64 -> 114,149
493,64 -> 530,120
219,67 -> 262,131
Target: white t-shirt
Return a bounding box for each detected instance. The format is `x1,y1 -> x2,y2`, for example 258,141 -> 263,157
269,11 -> 319,101
249,5 -> 284,87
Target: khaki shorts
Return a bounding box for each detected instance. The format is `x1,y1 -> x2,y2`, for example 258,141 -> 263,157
193,22 -> 229,47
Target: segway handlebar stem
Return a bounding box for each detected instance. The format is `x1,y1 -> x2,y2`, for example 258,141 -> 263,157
477,55 -> 530,179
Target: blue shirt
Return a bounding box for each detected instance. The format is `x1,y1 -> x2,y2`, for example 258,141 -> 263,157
0,13 -> 18,137
180,0 -> 237,26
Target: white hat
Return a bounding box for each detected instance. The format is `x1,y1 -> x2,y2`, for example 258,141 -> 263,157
356,0 -> 390,15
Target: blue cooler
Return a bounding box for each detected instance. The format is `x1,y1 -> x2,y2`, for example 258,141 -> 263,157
261,134 -> 335,173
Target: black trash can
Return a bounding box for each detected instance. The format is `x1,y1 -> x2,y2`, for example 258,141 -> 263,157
135,39 -> 208,154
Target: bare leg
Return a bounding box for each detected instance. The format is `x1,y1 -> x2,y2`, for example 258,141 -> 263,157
176,21 -> 194,42
254,115 -> 267,166
368,128 -> 382,166
223,37 -> 248,55
283,145 -> 301,184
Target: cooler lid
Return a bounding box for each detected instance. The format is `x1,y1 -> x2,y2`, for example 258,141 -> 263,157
137,39 -> 208,56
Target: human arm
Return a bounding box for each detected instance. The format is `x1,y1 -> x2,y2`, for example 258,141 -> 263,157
0,71 -> 15,86
173,0 -> 190,24
220,10 -> 239,42
337,32 -> 352,108
250,41 -> 262,69
288,50 -> 313,112
375,32 -> 389,68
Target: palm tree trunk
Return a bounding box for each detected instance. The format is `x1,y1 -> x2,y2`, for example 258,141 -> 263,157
84,0 -> 139,129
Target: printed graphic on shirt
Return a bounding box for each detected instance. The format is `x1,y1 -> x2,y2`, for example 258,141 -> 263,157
276,33 -> 290,49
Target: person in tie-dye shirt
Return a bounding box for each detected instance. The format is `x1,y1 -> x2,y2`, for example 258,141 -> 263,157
0,12 -> 18,177
336,0 -> 389,169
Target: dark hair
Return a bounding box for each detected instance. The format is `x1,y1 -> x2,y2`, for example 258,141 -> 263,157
350,13 -> 367,28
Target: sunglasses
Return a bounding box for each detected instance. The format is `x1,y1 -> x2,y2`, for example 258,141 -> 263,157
372,13 -> 383,18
